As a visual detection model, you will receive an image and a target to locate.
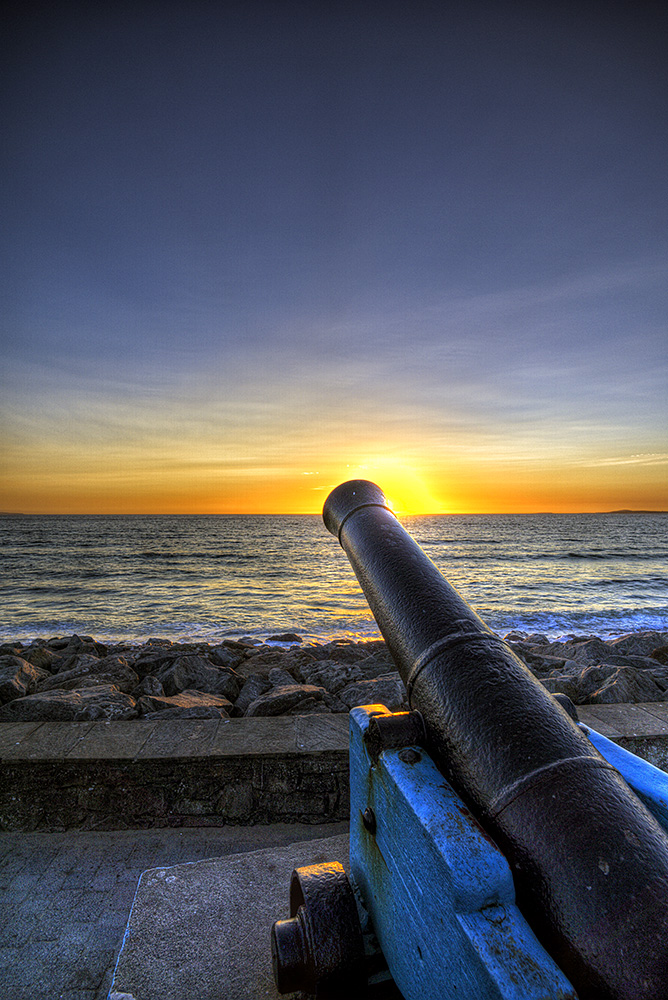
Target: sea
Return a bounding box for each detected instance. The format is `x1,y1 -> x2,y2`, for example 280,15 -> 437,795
0,512 -> 666,645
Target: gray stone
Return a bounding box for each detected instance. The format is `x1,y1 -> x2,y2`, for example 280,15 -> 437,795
245,683 -> 330,717
19,644 -> 59,671
209,645 -> 243,669
298,659 -> 363,693
234,674 -> 272,714
0,684 -> 138,721
36,656 -> 139,694
133,675 -> 165,697
339,673 -> 407,711
574,664 -> 618,702
610,631 -> 668,656
0,656 -> 51,704
267,667 -> 297,688
157,655 -> 243,701
52,651 -> 102,674
568,638 -> 618,666
356,653 -> 396,677
588,667 -> 667,705
138,689 -> 232,717
540,675 -> 580,702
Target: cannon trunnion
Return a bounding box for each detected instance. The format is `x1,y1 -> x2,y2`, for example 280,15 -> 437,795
272,480 -> 668,999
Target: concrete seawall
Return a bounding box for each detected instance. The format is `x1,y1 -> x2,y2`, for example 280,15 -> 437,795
2,703 -> 668,831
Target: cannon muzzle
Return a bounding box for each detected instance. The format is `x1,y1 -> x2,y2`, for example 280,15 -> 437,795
323,480 -> 668,1000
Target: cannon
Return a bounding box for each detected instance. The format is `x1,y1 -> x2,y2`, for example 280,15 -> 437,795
271,480 -> 668,1000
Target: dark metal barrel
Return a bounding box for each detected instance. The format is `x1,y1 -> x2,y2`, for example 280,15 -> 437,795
324,480 -> 668,1000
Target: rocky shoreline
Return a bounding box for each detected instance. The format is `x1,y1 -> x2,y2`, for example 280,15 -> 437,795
1,629 -> 667,722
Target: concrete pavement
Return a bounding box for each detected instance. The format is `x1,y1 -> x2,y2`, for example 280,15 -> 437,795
0,822 -> 348,1000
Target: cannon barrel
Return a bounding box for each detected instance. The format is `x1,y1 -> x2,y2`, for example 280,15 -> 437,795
323,480 -> 668,1000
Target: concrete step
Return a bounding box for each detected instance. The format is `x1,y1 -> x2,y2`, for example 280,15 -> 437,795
108,832 -> 351,1000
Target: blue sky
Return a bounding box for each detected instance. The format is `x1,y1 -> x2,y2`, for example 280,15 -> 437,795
2,2 -> 667,512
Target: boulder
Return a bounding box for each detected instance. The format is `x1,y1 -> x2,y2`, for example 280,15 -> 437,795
209,645 -> 244,669
266,633 -> 303,643
651,646 -> 668,666
36,655 -> 138,694
338,673 -> 407,712
573,664 -> 618,702
52,653 -> 101,675
588,666 -> 667,705
610,632 -> 668,656
19,644 -> 59,671
539,675 -> 581,703
132,675 -> 165,698
156,655 -> 243,700
0,656 -> 51,704
0,684 -> 138,721
567,638 -> 618,666
138,689 -> 232,718
267,667 -> 298,688
234,674 -> 272,715
245,684 -> 331,717
298,660 -> 363,693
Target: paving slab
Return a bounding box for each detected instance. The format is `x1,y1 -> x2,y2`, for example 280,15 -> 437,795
0,823 -> 349,1000
65,722 -> 158,759
109,833 -> 350,1000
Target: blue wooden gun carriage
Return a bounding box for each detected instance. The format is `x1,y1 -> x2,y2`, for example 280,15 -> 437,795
271,481 -> 668,1000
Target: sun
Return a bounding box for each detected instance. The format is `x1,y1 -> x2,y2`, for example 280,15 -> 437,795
342,458 -> 446,515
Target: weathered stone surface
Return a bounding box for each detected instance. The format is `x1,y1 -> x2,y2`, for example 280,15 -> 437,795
588,667 -> 667,705
0,656 -> 51,704
157,655 -> 243,701
3,631 -> 668,721
36,655 -> 138,694
209,645 -> 243,669
610,632 -> 668,656
267,667 -> 297,688
573,664 -> 618,701
540,675 -> 581,702
52,651 -> 102,674
298,659 -> 363,693
139,689 -> 232,718
0,684 -> 138,721
338,673 -> 407,711
245,683 -> 331,717
19,644 -> 59,671
234,674 -> 271,715
133,675 -> 165,697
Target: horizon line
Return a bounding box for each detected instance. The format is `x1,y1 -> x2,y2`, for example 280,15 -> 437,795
1,509 -> 667,517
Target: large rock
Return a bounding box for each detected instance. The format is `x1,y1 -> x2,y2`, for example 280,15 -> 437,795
0,684 -> 138,721
234,674 -> 272,715
567,638 -> 618,666
298,660 -> 363,693
139,689 -> 232,718
610,631 -> 668,657
244,684 -> 332,717
19,643 -> 59,671
588,666 -> 667,704
209,645 -> 244,670
338,673 -> 407,712
572,664 -> 618,702
36,655 -> 138,694
0,656 -> 51,704
156,655 -> 243,701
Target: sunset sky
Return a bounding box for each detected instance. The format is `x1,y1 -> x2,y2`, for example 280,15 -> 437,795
2,2 -> 667,514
